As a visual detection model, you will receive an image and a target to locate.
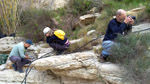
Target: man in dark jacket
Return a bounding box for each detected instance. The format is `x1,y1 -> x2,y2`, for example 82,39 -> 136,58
101,9 -> 134,61
43,27 -> 70,54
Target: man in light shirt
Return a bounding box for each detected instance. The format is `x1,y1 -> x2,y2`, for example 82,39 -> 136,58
9,40 -> 33,73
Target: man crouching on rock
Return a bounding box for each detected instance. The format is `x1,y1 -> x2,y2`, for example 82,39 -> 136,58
100,9 -> 135,62
9,40 -> 32,73
43,27 -> 70,55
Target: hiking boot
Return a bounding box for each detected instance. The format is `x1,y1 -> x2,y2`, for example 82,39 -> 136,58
56,51 -> 64,55
18,68 -> 24,73
12,64 -> 17,71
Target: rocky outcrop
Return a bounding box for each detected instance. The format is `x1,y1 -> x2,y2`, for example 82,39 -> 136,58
127,6 -> 146,18
132,23 -> 150,33
73,13 -> 101,29
0,50 -> 135,84
32,51 -> 135,84
32,51 -> 99,80
0,69 -> 105,84
0,69 -> 61,84
21,0 -> 69,10
0,37 -> 24,54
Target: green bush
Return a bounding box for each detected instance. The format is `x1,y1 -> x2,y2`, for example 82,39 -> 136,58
110,33 -> 150,83
18,8 -> 56,42
68,0 -> 102,16
110,33 -> 150,63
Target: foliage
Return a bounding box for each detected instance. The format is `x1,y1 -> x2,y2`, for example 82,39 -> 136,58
18,8 -> 56,42
0,0 -> 20,35
68,0 -> 102,16
110,33 -> 150,83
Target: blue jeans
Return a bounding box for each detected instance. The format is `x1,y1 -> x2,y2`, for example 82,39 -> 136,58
101,40 -> 115,57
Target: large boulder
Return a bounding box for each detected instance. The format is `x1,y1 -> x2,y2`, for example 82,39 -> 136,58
0,69 -> 105,84
32,51 -> 136,84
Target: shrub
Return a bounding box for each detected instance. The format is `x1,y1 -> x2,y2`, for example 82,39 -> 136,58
18,8 -> 56,42
68,0 -> 102,16
110,33 -> 150,83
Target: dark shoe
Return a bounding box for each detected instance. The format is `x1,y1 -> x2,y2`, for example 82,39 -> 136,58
56,51 -> 64,55
18,68 -> 24,73
99,54 -> 107,63
12,64 -> 17,71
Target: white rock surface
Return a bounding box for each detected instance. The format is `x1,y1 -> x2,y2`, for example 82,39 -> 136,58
32,51 -> 135,84
132,23 -> 150,33
0,69 -> 60,84
127,6 -> 146,17
0,37 -> 24,53
21,0 -> 69,10
87,30 -> 96,36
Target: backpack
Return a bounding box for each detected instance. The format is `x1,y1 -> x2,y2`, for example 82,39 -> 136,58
0,54 -> 8,65
54,30 -> 66,40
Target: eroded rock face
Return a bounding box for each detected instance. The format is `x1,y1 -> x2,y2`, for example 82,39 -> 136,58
21,0 -> 69,10
0,37 -> 24,54
32,51 -> 99,80
32,51 -> 135,84
132,23 -> 150,33
127,6 -> 146,18
73,13 -> 101,29
0,69 -> 60,84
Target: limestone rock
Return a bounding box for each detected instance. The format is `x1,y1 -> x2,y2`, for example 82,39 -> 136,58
32,51 -> 135,84
127,6 -> 146,18
32,51 -> 100,80
132,23 -> 150,33
0,37 -> 24,53
21,0 -> 69,10
79,13 -> 101,26
87,30 -> 96,36
0,69 -> 60,84
73,13 -> 101,28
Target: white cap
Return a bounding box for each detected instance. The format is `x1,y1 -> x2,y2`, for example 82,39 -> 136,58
43,27 -> 51,35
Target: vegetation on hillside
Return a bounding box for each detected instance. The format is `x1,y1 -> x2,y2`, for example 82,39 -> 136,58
110,33 -> 150,84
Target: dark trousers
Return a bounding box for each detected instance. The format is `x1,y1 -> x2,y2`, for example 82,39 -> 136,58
49,43 -> 69,51
10,56 -> 30,70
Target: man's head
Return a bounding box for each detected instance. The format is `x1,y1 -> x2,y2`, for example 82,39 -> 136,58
24,40 -> 33,48
43,27 -> 51,37
116,9 -> 127,22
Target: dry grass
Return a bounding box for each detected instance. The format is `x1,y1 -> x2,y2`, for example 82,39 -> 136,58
0,0 -> 20,35
66,35 -> 102,53
66,36 -> 93,53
